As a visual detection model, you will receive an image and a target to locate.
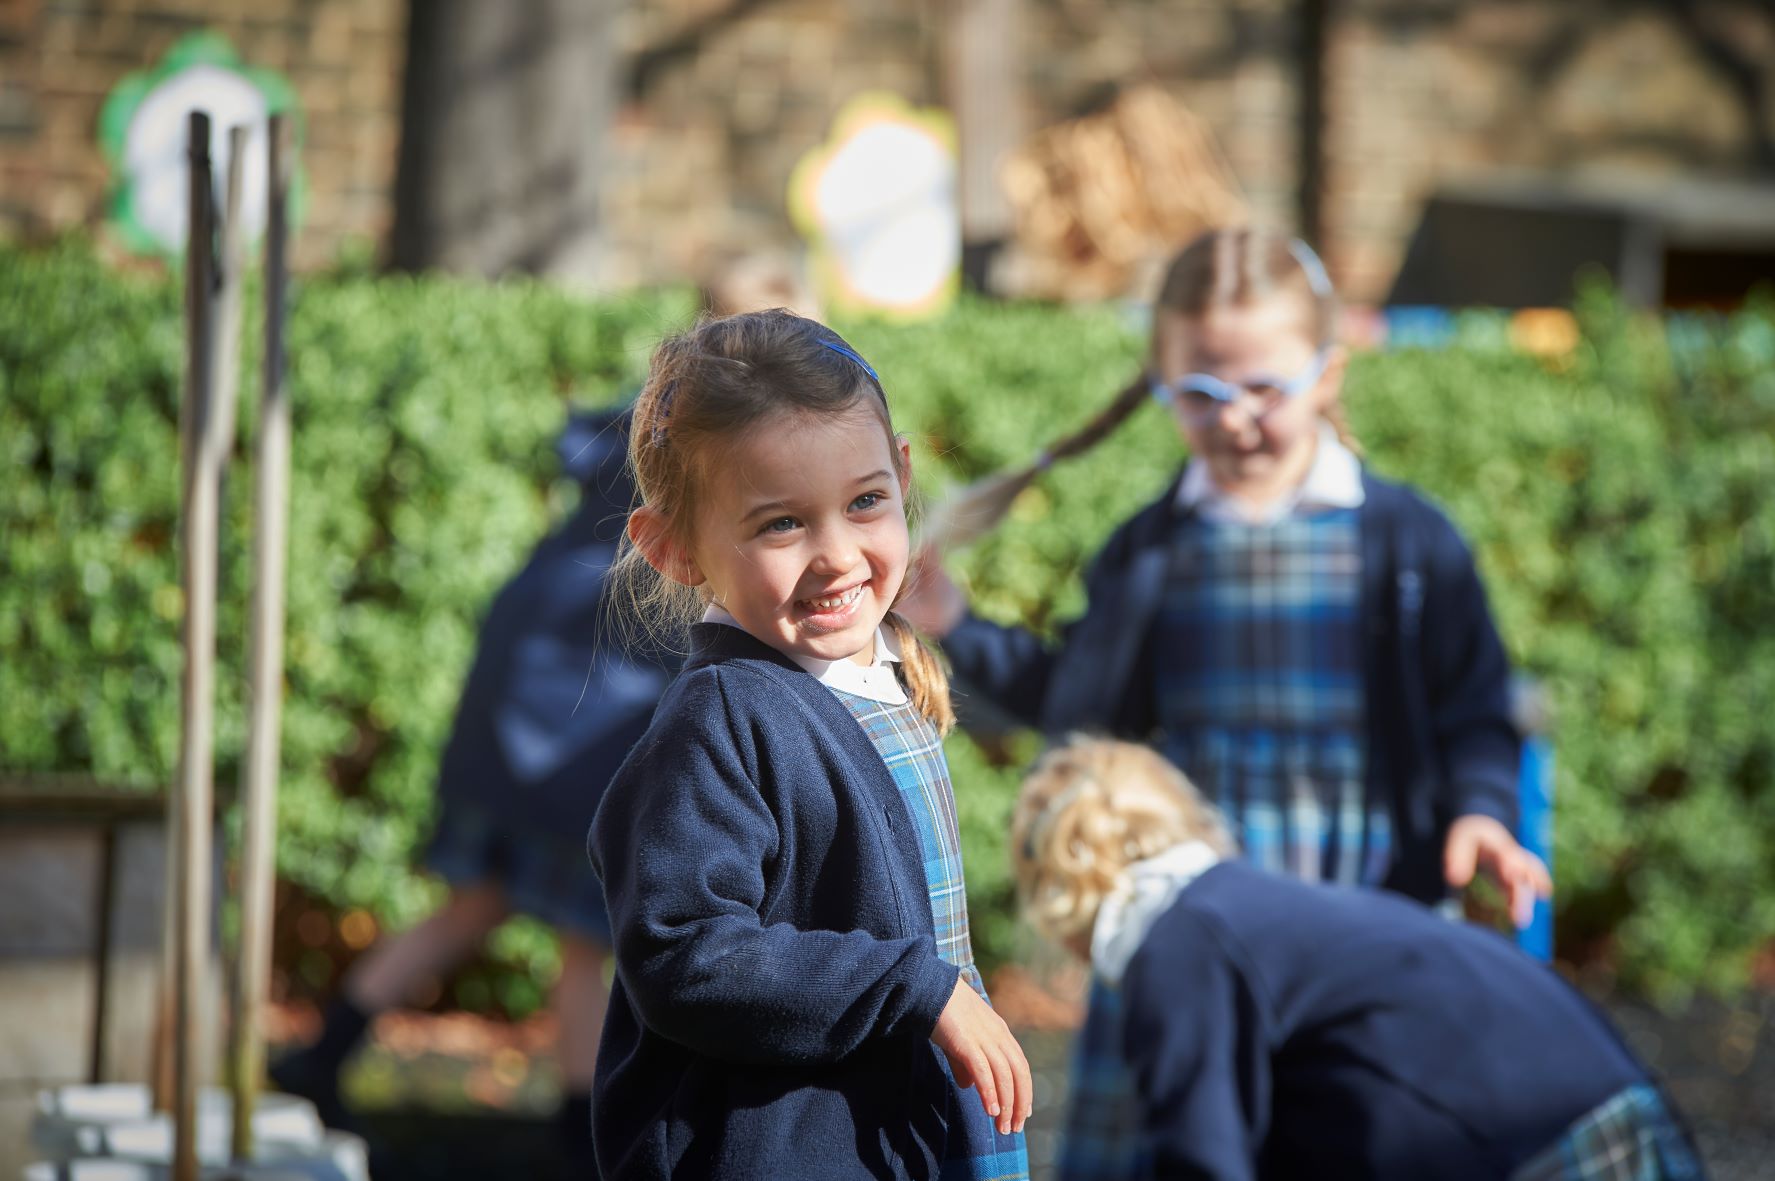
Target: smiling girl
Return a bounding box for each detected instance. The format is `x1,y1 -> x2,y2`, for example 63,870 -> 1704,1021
587,310 -> 1031,1180
904,227 -> 1549,923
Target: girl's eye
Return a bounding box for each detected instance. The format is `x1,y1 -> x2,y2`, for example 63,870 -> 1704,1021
850,492 -> 883,512
762,516 -> 799,535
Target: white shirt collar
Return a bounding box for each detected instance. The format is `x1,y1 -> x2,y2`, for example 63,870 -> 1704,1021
1175,422 -> 1365,525
701,603 -> 907,705
1089,840 -> 1224,987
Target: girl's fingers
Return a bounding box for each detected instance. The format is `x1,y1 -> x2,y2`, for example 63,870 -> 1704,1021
1443,827 -> 1477,888
1010,1041 -> 1034,1131
986,1043 -> 1015,1134
969,1049 -> 1000,1120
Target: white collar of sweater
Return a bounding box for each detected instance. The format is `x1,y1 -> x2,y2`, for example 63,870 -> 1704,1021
701,603 -> 906,705
1176,421 -> 1365,525
1090,840 -> 1224,987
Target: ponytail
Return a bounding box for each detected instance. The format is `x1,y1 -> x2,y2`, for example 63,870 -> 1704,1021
883,610 -> 955,736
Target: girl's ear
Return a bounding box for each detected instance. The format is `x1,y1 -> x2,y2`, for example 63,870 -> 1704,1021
1314,344 -> 1350,410
628,506 -> 706,587
895,435 -> 913,496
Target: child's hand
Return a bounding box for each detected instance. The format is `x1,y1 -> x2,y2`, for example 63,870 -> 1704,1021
931,978 -> 1032,1135
1443,814 -> 1553,930
896,547 -> 967,638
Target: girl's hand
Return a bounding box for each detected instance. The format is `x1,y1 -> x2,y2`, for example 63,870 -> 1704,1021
931,978 -> 1032,1135
897,546 -> 967,638
1443,814 -> 1553,930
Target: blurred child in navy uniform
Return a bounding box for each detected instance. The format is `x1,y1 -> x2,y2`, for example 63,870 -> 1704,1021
1011,737 -> 1704,1181
903,227 -> 1549,922
272,405 -> 674,1162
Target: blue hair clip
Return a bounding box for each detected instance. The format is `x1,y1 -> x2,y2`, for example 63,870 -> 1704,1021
1287,238 -> 1335,301
819,339 -> 880,383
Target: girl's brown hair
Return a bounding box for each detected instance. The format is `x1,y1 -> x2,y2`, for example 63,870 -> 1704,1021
1010,737 -> 1237,950
615,308 -> 955,733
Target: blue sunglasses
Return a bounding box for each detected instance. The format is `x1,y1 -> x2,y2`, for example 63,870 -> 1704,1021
1149,348 -> 1330,420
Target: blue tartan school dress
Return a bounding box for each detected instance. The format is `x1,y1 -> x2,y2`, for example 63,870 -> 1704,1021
1151,430 -> 1393,887
820,628 -> 1030,1181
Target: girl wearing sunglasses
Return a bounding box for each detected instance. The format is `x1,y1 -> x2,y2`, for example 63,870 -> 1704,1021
904,227 -> 1548,923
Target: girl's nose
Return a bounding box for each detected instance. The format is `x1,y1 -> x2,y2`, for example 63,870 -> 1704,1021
809,525 -> 863,575
1215,400 -> 1261,436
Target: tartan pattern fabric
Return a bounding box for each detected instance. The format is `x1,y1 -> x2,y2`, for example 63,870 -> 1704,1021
833,686 -> 1029,1181
1512,1085 -> 1708,1181
1056,977 -> 1148,1181
1153,508 -> 1392,886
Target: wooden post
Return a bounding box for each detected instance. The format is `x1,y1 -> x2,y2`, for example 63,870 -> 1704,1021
211,125 -> 250,475
947,0 -> 1021,292
1297,0 -> 1329,248
230,112 -> 293,1163
172,108 -> 222,1181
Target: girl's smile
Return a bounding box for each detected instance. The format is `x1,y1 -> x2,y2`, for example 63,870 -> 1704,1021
688,406 -> 912,666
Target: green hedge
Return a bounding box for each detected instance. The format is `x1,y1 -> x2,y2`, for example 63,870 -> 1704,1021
4,239 -> 1771,1007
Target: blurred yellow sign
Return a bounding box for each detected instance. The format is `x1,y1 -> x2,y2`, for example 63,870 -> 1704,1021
789,93 -> 959,320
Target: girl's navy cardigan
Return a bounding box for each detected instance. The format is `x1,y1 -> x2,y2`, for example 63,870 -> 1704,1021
588,624 -> 967,1180
1093,861 -> 1653,1179
941,471 -> 1520,903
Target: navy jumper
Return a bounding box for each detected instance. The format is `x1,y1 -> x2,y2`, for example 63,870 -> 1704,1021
941,471 -> 1519,903
1059,860 -> 1698,1181
588,624 -> 976,1180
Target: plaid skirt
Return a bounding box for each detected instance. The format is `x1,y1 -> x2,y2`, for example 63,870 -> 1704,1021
832,687 -> 1029,1181
1512,1085 -> 1708,1181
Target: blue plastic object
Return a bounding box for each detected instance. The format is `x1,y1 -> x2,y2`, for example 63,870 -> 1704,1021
1516,733 -> 1554,961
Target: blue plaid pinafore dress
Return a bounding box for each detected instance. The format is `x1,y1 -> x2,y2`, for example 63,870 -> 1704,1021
832,683 -> 1030,1181
1152,507 -> 1392,886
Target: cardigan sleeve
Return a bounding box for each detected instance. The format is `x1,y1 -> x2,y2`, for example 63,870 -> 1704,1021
589,670 -> 961,1066
939,512 -> 1146,731
1416,507 -> 1520,830
1118,911 -> 1269,1181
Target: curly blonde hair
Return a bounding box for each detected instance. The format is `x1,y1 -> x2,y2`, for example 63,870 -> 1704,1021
1011,738 -> 1237,950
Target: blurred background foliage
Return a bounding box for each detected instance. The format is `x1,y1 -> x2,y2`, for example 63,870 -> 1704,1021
4,239 -> 1771,1011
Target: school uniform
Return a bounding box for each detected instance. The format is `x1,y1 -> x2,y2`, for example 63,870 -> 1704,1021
588,619 -> 1029,1180
1059,851 -> 1704,1181
425,407 -> 675,939
942,431 -> 1519,902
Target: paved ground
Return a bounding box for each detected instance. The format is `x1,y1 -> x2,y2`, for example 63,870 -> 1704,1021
274,976 -> 1773,1180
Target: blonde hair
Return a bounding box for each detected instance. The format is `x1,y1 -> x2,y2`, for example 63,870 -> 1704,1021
614,308 -> 955,734
1011,738 -> 1237,949
1155,226 -> 1361,454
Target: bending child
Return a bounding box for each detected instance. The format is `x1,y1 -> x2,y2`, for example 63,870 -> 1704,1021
904,227 -> 1548,920
589,310 -> 1031,1179
1014,737 -> 1704,1181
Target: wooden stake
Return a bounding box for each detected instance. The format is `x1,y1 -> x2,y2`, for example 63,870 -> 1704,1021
172,108 -> 222,1181
211,125 -> 250,474
230,112 -> 293,1163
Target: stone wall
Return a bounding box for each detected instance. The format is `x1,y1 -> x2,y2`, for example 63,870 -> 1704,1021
0,0 -> 404,271
2,0 -> 1771,301
1322,0 -> 1775,301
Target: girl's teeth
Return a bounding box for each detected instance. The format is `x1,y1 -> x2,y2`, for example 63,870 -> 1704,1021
808,586 -> 863,610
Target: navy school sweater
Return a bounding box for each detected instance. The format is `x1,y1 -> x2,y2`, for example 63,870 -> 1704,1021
1106,861 -> 1651,1180
941,471 -> 1520,903
587,624 -> 971,1180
